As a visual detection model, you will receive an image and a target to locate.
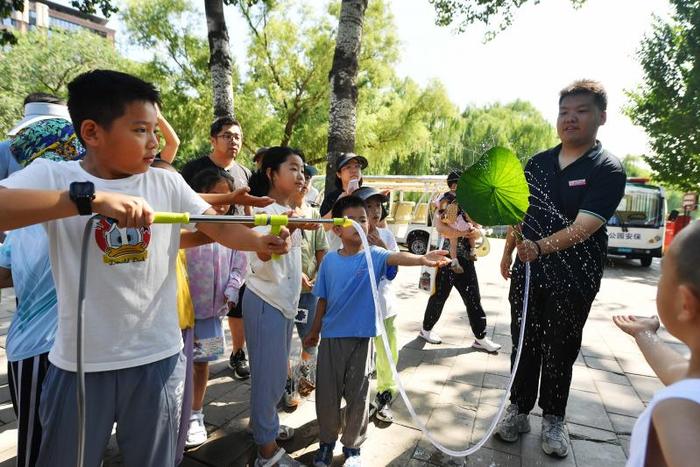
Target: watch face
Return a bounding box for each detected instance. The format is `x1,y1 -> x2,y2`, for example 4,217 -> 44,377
71,182 -> 94,198
70,181 -> 95,215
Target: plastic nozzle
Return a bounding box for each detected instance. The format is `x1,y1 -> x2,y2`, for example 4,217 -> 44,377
153,212 -> 190,224
332,217 -> 353,228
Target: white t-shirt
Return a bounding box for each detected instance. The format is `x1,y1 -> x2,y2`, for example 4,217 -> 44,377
305,185 -> 320,206
627,378 -> 700,467
245,203 -> 302,319
326,229 -> 342,252
377,227 -> 399,320
0,160 -> 211,371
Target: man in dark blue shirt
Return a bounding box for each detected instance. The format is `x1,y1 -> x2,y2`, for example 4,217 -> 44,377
497,80 -> 626,458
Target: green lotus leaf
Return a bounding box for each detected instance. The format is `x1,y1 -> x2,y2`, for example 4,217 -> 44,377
456,146 -> 530,226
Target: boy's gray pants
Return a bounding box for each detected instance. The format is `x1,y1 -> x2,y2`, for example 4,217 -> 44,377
36,352 -> 185,467
316,337 -> 372,449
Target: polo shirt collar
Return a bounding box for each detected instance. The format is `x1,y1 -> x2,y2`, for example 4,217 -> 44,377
549,140 -> 603,169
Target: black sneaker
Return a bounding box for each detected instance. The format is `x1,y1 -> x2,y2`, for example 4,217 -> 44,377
229,349 -> 250,379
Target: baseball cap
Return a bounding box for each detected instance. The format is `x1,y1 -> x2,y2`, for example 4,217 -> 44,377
337,153 -> 368,171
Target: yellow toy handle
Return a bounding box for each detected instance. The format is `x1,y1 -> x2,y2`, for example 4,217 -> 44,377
153,212 -> 190,224
335,217 -> 353,228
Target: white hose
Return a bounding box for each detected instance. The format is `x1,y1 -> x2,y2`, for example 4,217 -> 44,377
352,221 -> 531,458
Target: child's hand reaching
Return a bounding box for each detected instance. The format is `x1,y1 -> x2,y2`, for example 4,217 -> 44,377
302,273 -> 315,290
303,331 -> 320,348
225,187 -> 275,208
288,209 -> 320,232
367,225 -> 387,249
421,250 -> 450,267
613,315 -> 661,338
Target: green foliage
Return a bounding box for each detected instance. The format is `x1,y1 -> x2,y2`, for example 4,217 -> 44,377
621,154 -> 651,178
122,0 -> 216,166
0,29 -> 131,135
428,0 -> 585,37
390,100 -> 557,175
625,0 -> 700,191
0,0 -> 24,45
0,0 -> 559,178
70,0 -> 118,17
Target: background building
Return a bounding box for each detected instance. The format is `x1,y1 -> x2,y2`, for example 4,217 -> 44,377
1,0 -> 114,40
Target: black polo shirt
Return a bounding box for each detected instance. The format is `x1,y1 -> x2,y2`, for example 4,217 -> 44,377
520,141 -> 626,297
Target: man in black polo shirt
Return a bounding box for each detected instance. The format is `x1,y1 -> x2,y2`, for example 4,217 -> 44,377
180,116 -> 252,381
496,80 -> 626,458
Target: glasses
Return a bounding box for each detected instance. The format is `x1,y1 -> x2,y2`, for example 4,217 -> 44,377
217,133 -> 240,142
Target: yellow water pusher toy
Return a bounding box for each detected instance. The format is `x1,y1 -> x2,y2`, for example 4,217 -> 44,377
153,212 -> 352,258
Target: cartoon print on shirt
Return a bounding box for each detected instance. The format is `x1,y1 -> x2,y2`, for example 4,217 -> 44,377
94,217 -> 151,265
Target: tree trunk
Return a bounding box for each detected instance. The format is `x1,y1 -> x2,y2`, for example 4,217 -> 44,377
204,0 -> 235,119
325,0 -> 368,195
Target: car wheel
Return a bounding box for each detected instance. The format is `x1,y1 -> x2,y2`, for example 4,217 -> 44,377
408,234 -> 428,255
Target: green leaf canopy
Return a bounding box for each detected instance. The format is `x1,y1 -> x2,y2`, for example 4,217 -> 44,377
456,146 -> 529,226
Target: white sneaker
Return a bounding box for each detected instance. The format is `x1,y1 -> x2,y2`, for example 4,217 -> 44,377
419,329 -> 442,344
472,336 -> 502,353
185,411 -> 208,447
254,447 -> 303,467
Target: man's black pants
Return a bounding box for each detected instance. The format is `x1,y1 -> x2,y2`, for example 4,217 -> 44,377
508,262 -> 595,417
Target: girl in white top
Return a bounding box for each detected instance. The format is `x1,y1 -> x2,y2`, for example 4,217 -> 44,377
244,146 -> 315,467
614,222 -> 700,467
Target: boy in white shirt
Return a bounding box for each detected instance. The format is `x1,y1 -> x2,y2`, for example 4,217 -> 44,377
0,69 -> 290,466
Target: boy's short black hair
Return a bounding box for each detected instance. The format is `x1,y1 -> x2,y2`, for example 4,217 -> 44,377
210,116 -> 241,137
674,222 -> 700,295
332,195 -> 366,219
67,70 -> 160,145
24,92 -> 64,106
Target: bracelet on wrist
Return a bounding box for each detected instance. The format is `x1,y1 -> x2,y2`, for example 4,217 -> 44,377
533,240 -> 542,258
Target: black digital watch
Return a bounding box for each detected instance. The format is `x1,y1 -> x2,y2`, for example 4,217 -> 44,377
69,181 -> 95,216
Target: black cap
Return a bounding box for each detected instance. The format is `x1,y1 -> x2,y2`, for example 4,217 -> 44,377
447,170 -> 462,184
304,164 -> 318,177
337,153 -> 368,171
353,186 -> 388,203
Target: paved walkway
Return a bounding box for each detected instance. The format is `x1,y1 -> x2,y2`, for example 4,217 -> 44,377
0,238 -> 681,466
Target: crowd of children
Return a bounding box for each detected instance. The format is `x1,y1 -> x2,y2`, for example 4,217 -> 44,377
0,68 -> 698,467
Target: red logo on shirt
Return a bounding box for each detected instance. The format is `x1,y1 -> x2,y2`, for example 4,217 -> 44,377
568,179 -> 586,187
94,218 -> 151,265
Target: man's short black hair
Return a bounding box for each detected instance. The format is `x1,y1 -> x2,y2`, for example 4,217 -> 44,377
210,116 -> 241,137
24,92 -> 64,106
673,222 -> 700,295
559,79 -> 607,112
67,69 -> 160,145
332,195 -> 366,219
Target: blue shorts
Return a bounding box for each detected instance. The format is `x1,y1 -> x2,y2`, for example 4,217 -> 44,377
193,317 -> 224,363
